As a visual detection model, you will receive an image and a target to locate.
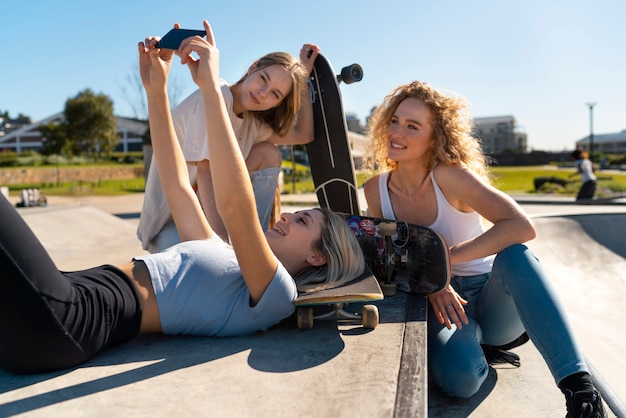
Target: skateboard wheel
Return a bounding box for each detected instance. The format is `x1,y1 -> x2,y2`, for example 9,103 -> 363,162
381,282 -> 397,297
361,305 -> 379,329
339,64 -> 363,84
378,222 -> 397,237
296,307 -> 314,330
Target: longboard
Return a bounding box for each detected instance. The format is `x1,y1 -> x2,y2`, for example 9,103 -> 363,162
343,215 -> 450,296
306,52 -> 363,215
294,266 -> 382,330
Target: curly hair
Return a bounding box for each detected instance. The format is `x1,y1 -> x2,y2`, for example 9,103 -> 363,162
235,52 -> 309,137
365,81 -> 492,182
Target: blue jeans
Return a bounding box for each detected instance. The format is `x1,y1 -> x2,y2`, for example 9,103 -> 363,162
250,166 -> 281,232
428,244 -> 588,398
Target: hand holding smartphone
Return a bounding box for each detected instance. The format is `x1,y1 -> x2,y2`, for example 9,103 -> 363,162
156,28 -> 206,50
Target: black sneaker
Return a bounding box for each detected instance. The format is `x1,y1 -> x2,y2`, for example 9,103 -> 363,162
481,332 -> 529,367
564,389 -> 607,418
481,345 -> 521,367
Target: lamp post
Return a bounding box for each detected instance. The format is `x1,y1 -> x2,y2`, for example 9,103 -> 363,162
585,102 -> 596,156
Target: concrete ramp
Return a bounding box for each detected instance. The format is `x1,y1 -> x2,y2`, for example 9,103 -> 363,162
526,214 -> 626,409
13,205 -> 147,270
1,204 -> 624,417
0,205 -> 413,417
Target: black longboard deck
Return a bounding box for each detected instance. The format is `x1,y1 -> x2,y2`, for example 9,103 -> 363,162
306,53 -> 361,215
344,215 -> 450,295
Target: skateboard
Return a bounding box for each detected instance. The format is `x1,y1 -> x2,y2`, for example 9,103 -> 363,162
294,266 -> 383,330
306,52 -> 363,216
343,215 -> 450,296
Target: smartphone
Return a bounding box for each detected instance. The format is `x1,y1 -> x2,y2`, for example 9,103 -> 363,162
156,28 -> 206,50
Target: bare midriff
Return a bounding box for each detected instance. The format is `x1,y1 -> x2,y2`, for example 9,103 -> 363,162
117,260 -> 163,334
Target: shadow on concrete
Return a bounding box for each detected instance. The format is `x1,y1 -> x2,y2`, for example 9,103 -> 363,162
0,319 -> 347,415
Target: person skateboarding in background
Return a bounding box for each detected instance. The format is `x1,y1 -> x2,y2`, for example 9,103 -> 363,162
363,81 -> 607,417
569,149 -> 597,202
138,23 -> 321,252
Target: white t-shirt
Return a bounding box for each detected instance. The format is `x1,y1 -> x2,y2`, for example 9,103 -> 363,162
137,82 -> 273,250
576,158 -> 597,183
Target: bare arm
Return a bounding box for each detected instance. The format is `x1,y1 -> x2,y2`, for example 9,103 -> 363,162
434,164 -> 536,265
179,21 -> 278,304
138,32 -> 212,243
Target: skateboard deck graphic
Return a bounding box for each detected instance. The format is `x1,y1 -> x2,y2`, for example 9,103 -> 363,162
306,53 -> 363,215
344,215 -> 450,296
294,266 -> 383,330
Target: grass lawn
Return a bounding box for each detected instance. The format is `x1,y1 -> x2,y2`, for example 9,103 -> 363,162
6,178 -> 146,197
490,166 -> 626,197
5,165 -> 626,197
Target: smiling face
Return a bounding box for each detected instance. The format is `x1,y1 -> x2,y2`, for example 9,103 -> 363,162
265,209 -> 327,273
236,64 -> 293,113
386,98 -> 436,163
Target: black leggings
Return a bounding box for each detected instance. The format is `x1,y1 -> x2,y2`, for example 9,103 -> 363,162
0,195 -> 142,374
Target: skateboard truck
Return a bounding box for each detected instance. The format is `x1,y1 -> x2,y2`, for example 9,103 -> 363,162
297,303 -> 379,330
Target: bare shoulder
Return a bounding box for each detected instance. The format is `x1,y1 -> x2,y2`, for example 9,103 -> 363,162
433,163 -> 495,212
433,163 -> 483,191
364,173 -> 383,217
364,173 -> 381,192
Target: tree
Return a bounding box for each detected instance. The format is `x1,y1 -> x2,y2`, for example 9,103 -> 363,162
39,122 -> 69,156
64,89 -> 118,159
119,62 -> 185,120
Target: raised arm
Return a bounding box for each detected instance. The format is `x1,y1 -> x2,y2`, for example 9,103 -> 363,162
138,31 -> 212,243
266,44 -> 319,146
178,20 -> 279,304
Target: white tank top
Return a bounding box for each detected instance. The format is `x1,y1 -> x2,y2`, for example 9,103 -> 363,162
378,170 -> 493,276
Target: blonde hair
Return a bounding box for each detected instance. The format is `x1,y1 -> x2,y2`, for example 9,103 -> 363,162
235,52 -> 309,137
294,209 -> 365,293
366,81 -> 492,182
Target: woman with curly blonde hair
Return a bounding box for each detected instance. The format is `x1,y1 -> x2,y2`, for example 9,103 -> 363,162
365,81 -> 490,180
363,81 -> 606,416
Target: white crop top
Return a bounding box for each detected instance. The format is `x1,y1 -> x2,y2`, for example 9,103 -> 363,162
378,170 -> 493,276
135,234 -> 297,337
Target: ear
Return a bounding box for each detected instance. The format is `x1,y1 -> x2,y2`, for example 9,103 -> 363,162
247,60 -> 259,75
306,250 -> 327,267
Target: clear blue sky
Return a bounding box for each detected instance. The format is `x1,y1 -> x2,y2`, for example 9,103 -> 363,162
2,0 -> 625,151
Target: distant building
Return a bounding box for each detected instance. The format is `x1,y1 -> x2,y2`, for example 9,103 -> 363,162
0,113 -> 147,153
473,115 -> 527,154
575,131 -> 626,155
0,115 -> 32,138
346,112 -> 366,134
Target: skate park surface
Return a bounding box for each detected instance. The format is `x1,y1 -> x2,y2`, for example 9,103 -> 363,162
1,191 -> 625,417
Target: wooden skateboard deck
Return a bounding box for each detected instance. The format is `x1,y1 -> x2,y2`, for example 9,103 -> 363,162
295,266 -> 382,330
343,215 -> 450,296
306,52 -> 363,215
